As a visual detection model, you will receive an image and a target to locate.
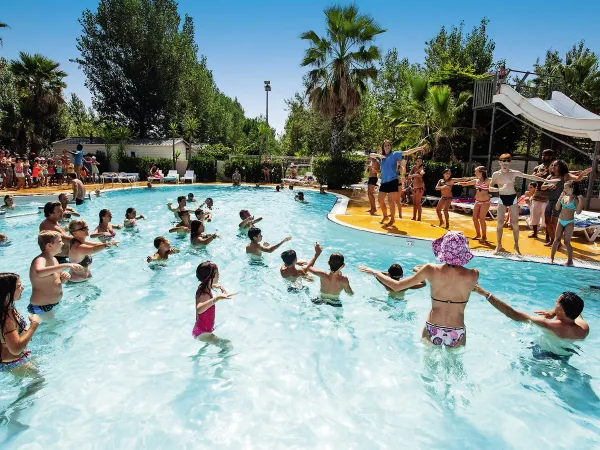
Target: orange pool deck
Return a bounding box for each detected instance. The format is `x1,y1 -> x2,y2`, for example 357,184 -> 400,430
5,182 -> 600,265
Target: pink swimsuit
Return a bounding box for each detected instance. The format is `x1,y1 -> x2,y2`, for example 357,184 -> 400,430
192,288 -> 214,338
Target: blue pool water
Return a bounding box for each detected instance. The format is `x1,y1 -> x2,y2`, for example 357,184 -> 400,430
1,186 -> 599,448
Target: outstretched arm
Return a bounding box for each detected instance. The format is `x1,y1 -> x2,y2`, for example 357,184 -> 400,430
263,236 -> 292,253
300,243 -> 322,274
402,145 -> 427,157
521,172 -> 556,183
359,264 -> 431,292
473,285 -> 550,328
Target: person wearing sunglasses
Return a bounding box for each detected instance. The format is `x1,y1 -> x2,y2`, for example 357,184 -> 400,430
68,219 -> 118,282
489,153 -> 556,255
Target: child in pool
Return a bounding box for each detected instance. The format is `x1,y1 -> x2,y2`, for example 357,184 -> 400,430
147,236 -> 179,263
280,242 -> 322,279
187,193 -> 196,203
362,263 -> 426,299
294,192 -> 305,202
238,209 -> 262,230
169,210 -> 191,234
308,252 -> 354,306
193,261 -> 236,343
194,208 -> 212,223
124,207 -> 146,228
246,227 -> 291,258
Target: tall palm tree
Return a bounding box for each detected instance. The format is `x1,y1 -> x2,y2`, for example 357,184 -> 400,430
552,45 -> 600,113
0,21 -> 9,46
10,52 -> 67,152
169,121 -> 178,167
181,115 -> 198,159
300,5 -> 386,157
390,76 -> 472,160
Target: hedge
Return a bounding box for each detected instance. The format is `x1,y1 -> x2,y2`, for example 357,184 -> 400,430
312,155 -> 365,189
187,156 -> 217,182
116,155 -> 173,180
222,158 -> 284,183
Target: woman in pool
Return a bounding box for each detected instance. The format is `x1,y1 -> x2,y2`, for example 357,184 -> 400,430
551,181 -> 583,266
193,261 -> 236,343
369,140 -> 426,227
455,166 -> 491,241
359,232 -> 479,347
0,273 -> 40,372
68,219 -> 118,282
91,209 -> 123,240
407,157 -> 425,221
2,194 -> 15,210
190,220 -> 219,246
124,207 -> 147,228
435,169 -> 470,229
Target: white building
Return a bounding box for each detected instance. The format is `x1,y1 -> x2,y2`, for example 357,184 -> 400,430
51,137 -> 189,161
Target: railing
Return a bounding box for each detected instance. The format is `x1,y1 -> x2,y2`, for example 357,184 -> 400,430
473,75 -> 497,109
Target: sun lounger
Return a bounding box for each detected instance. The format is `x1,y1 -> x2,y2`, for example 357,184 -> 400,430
162,170 -> 179,184
181,170 -> 196,183
421,196 -> 440,207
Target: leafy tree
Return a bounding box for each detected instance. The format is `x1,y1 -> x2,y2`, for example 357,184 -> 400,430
66,93 -> 99,137
300,4 -> 386,156
0,57 -> 20,149
424,18 -> 496,75
169,121 -> 178,166
181,114 -> 198,158
0,21 -> 9,46
280,93 -> 331,156
74,0 -> 198,137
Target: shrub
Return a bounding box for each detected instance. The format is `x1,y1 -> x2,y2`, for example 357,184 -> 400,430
94,151 -> 111,173
416,160 -> 464,196
223,158 -> 283,183
313,155 -> 365,189
188,156 -> 217,182
197,143 -> 231,160
115,155 -> 173,180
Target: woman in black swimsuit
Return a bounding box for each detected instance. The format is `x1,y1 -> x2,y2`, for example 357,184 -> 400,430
1,273 -> 40,372
68,219 -> 118,282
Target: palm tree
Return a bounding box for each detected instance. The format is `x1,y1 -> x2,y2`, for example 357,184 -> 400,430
0,21 -> 9,46
10,52 -> 67,152
181,115 -> 198,159
300,5 -> 386,157
552,44 -> 600,113
169,121 -> 178,167
390,76 -> 472,160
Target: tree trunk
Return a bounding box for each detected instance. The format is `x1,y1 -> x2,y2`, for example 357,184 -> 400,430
330,109 -> 345,157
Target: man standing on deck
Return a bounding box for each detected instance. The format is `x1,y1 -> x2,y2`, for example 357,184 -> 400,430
69,143 -> 84,180
70,173 -> 86,205
528,149 -> 554,240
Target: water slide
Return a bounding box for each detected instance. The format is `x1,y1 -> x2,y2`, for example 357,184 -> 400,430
493,84 -> 600,141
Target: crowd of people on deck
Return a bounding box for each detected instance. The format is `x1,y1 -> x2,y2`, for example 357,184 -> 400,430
0,138 -> 591,373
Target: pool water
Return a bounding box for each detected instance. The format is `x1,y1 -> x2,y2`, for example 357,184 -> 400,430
1,186 -> 599,449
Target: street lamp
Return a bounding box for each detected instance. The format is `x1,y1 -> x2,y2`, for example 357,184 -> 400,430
264,81 -> 271,158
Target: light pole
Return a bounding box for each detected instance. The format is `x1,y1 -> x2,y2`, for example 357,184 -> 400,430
264,81 -> 271,158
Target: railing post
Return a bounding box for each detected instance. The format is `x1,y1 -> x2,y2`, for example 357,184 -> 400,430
487,105 -> 497,172
585,141 -> 600,210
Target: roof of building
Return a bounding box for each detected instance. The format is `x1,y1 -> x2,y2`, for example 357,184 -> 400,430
52,137 -> 187,146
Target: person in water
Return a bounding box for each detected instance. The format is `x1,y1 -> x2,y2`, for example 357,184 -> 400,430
360,232 -> 478,347
0,273 -> 40,372
2,194 -> 15,210
307,252 -> 354,306
68,219 -> 118,282
28,231 -> 83,314
169,210 -> 192,233
0,234 -> 6,243
146,182 -> 153,189
147,236 -> 179,263
280,242 -> 323,279
550,181 -> 583,266
294,192 -> 305,202
360,263 -> 426,299
192,261 -> 236,343
91,209 -> 123,240
124,207 -> 147,228
39,201 -> 73,264
194,208 -> 212,223
187,193 -> 196,203
167,196 -> 187,219
472,286 -> 588,340
58,193 -> 80,220
190,220 -> 219,246
246,227 -> 291,258
239,209 -> 262,230
200,197 -> 214,210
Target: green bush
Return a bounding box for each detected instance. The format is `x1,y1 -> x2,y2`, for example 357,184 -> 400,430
188,156 -> 217,182
223,158 -> 284,183
197,143 -> 231,160
417,160 -> 464,196
116,155 -> 173,180
93,151 -> 111,173
313,155 -> 365,189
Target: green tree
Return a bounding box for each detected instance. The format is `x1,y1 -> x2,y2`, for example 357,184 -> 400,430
300,4 -> 386,156
74,0 -> 198,137
169,121 -> 178,166
10,52 -> 67,153
181,114 -> 198,159
0,21 -> 9,46
0,57 -> 20,149
66,93 -> 99,137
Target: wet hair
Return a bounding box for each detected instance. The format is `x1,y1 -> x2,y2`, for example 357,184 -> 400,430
475,166 -> 488,181
499,153 -> 512,161
297,192 -> 304,201
44,201 -> 61,218
0,273 -> 20,339
4,195 -> 11,203
387,264 -> 404,280
380,139 -> 392,155
248,227 -> 261,241
565,181 -> 581,196
281,250 -> 297,266
187,193 -> 194,199
153,236 -> 168,249
194,208 -> 204,218
38,230 -> 61,251
58,193 -> 68,202
125,207 -> 135,218
99,209 -> 110,224
559,292 -> 584,319
69,173 -> 77,179
289,185 -> 294,190
239,209 -> 250,219
177,196 -> 186,203
275,185 -> 280,192
196,261 -> 218,296
328,253 -> 345,272
205,197 -> 213,205
68,219 -> 87,234
190,220 -> 204,240
552,160 -> 569,176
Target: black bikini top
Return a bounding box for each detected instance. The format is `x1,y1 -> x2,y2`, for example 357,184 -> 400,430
432,296 -> 468,304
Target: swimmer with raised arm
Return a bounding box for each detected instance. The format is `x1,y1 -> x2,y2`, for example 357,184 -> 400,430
194,208 -> 212,223
28,231 -> 84,314
167,196 -> 187,219
308,252 -> 354,306
361,263 -> 426,299
472,285 -> 588,340
147,236 -> 180,263
246,227 -> 291,258
91,209 -> 123,240
68,219 -> 118,282
169,210 -> 192,233
239,209 -> 262,230
124,207 -> 146,228
190,220 -> 219,246
280,242 -> 322,280
58,193 -> 80,220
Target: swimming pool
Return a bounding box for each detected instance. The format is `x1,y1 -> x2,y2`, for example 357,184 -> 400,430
1,185 -> 599,448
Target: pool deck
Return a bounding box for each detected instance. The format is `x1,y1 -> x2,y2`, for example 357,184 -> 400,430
5,182 -> 600,267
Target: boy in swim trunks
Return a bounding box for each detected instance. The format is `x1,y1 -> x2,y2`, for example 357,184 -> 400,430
147,236 -> 180,262
167,196 -> 187,219
246,227 -> 291,257
29,231 -> 83,314
280,242 -> 322,279
169,210 -> 192,233
307,252 -> 354,306
239,209 -> 262,230
361,263 -> 426,299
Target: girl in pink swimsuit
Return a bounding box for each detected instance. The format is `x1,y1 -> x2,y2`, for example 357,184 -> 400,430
192,261 -> 236,343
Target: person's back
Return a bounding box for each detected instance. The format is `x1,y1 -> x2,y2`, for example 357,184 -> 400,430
317,271 -> 350,297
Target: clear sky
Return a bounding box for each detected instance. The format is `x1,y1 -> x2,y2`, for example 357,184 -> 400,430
2,0 -> 599,135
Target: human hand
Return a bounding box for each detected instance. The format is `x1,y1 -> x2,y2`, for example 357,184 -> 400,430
140,215 -> 146,220
534,309 -> 556,319
315,242 -> 322,255
357,266 -> 376,275
583,168 -> 592,175
216,285 -> 228,294
283,236 -> 292,242
297,261 -> 308,266
412,265 -> 423,273
472,284 -> 487,296
29,314 -> 41,326
108,241 -> 119,247
60,271 -> 71,282
68,263 -> 84,271
215,292 -> 237,301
